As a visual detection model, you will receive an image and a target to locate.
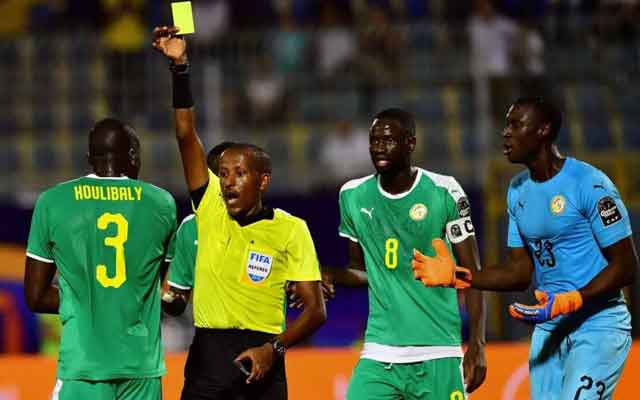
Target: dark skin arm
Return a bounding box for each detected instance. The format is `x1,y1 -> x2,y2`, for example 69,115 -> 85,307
161,286 -> 192,316
24,257 -> 59,313
469,247 -> 535,292
451,237 -> 487,393
321,241 -> 368,298
579,237 -> 638,301
235,281 -> 326,383
152,26 -> 208,192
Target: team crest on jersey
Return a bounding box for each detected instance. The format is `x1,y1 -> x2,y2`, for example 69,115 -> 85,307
550,195 -> 566,215
409,203 -> 428,221
246,251 -> 273,283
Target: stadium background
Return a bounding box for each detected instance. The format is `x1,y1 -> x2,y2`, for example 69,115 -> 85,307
0,0 -> 638,398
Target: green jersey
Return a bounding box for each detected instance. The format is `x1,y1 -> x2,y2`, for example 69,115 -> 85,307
26,175 -> 177,380
339,169 -> 471,348
167,214 -> 197,290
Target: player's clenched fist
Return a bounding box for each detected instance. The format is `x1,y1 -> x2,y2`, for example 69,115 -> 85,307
152,26 -> 187,63
412,238 -> 472,289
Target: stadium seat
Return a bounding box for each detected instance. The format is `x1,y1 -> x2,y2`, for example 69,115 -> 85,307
34,144 -> 58,170
71,142 -> 87,171
299,90 -> 359,122
582,116 -> 612,151
622,116 -> 640,149
574,83 -> 603,114
32,109 -> 56,136
420,121 -> 450,162
409,24 -> 436,51
373,87 -> 445,122
151,140 -> 180,170
0,109 -> 18,135
0,145 -> 19,172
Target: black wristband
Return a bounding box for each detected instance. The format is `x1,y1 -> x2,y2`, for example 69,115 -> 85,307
171,61 -> 194,109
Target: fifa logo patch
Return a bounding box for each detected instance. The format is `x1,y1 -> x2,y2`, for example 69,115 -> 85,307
246,251 -> 273,283
550,195 -> 566,215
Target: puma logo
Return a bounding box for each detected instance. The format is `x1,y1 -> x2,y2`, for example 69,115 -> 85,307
360,207 -> 374,219
518,200 -> 525,209
593,184 -> 606,190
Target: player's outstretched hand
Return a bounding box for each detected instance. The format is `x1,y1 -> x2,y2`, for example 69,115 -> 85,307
152,26 -> 187,63
411,239 -> 472,289
234,343 -> 275,384
320,269 -> 336,300
509,290 -> 583,323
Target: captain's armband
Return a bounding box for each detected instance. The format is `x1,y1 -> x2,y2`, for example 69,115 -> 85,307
445,217 -> 475,244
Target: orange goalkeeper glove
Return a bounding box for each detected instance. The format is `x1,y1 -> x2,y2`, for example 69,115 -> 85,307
509,290 -> 583,323
411,238 -> 472,289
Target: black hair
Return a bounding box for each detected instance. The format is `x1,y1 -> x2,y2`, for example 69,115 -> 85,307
374,108 -> 416,138
89,118 -> 132,159
513,97 -> 563,141
225,143 -> 272,174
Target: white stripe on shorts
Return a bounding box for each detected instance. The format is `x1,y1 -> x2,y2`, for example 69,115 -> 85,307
51,379 -> 63,400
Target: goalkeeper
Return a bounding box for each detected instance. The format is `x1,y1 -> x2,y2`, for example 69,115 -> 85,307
412,98 -> 638,400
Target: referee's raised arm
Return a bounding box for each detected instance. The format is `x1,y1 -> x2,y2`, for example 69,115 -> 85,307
152,26 -> 208,192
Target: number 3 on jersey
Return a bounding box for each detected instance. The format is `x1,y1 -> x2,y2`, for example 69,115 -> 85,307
385,238 -> 399,269
96,213 -> 128,288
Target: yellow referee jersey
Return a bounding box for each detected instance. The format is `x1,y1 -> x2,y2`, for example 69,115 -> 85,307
193,170 -> 321,333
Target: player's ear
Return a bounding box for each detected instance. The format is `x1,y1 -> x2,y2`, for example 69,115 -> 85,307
128,147 -> 135,161
259,172 -> 271,192
407,135 -> 416,153
539,122 -> 552,139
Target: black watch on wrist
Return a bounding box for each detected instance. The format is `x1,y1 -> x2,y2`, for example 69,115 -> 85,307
270,338 -> 286,358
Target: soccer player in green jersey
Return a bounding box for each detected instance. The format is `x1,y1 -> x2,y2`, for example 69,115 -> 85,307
24,118 -> 177,400
153,26 -> 326,400
323,108 -> 487,399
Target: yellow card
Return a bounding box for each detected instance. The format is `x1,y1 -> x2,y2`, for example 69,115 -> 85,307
171,1 -> 195,35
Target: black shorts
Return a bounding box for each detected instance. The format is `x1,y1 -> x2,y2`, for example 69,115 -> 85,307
180,328 -> 287,400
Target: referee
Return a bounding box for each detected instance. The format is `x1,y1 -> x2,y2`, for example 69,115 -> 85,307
153,27 -> 327,400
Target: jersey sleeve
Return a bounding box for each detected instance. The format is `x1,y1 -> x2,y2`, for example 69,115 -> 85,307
443,178 -> 471,221
165,230 -> 177,263
26,192 -> 55,263
580,171 -> 632,248
168,218 -> 196,290
442,177 -> 476,244
194,169 -> 224,215
285,219 -> 321,282
338,190 -> 358,242
506,186 -> 525,248
165,196 -> 178,259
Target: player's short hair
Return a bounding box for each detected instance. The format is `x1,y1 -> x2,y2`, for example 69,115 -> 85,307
374,108 -> 416,138
514,97 -> 563,141
207,141 -> 235,173
89,118 -> 136,161
224,143 -> 272,175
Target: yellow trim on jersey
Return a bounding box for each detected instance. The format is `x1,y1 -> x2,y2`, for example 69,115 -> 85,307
192,170 -> 320,333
